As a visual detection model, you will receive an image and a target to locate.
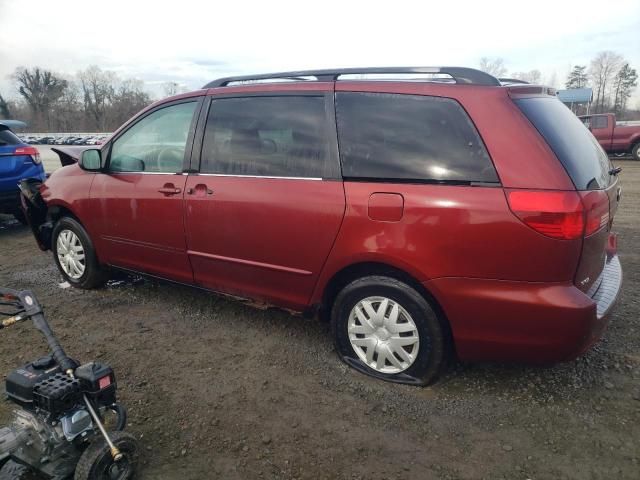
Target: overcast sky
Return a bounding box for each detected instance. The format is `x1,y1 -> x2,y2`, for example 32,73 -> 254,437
1,0 -> 639,102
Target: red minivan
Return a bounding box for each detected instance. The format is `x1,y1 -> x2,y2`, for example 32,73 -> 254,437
21,67 -> 623,385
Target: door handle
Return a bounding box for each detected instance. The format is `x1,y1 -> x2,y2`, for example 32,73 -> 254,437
187,184 -> 213,196
158,184 -> 182,196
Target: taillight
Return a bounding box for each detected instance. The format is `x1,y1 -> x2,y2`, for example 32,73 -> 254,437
506,190 -> 585,240
580,190 -> 609,236
14,146 -> 41,165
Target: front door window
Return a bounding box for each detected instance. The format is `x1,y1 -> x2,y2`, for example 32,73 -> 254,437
109,102 -> 197,173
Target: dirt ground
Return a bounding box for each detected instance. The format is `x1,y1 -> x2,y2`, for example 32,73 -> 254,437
0,160 -> 638,480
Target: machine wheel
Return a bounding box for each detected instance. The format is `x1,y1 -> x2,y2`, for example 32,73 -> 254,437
632,143 -> 640,161
74,431 -> 139,480
331,275 -> 449,385
52,216 -> 107,289
0,460 -> 38,480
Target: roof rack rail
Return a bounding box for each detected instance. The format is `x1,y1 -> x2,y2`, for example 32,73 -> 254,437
203,67 -> 501,88
499,78 -> 530,86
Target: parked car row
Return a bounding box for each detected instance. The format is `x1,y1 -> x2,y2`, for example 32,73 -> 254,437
19,134 -> 110,146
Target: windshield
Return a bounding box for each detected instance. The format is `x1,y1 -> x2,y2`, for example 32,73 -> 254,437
515,97 -> 612,190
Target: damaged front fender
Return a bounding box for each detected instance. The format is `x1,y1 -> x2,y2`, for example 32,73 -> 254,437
18,179 -> 52,251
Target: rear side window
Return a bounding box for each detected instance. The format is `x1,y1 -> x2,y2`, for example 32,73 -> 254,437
591,116 -> 608,129
201,96 -> 337,178
0,126 -> 22,146
335,92 -> 498,183
515,97 -> 611,190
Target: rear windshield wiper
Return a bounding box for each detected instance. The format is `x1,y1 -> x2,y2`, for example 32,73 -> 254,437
609,166 -> 622,176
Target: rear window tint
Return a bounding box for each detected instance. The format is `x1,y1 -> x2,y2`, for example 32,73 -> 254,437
0,127 -> 22,146
335,92 -> 498,183
515,97 -> 611,190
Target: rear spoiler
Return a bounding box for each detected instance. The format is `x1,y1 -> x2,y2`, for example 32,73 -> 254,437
0,120 -> 27,129
51,146 -> 89,167
507,85 -> 557,98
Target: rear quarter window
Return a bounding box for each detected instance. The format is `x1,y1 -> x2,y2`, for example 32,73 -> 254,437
0,127 -> 22,146
515,97 -> 612,190
335,92 -> 499,183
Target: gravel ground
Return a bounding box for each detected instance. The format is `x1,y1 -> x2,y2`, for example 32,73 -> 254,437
0,160 -> 638,480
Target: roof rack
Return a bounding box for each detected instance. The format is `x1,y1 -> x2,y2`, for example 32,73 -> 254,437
203,67 -> 501,88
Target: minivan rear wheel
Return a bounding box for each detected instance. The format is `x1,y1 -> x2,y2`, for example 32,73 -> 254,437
331,276 -> 447,385
52,217 -> 107,289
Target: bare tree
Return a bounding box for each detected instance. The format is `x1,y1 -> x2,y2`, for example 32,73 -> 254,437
512,70 -> 542,84
0,92 -> 11,119
111,79 -> 152,126
163,81 -> 186,97
78,66 -> 116,131
12,67 -> 68,129
589,51 -> 623,113
479,57 -> 507,78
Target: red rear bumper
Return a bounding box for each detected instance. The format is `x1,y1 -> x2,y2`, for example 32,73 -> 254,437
425,254 -> 622,363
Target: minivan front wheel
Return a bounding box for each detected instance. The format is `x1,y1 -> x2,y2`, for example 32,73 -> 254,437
331,276 -> 447,385
52,217 -> 106,289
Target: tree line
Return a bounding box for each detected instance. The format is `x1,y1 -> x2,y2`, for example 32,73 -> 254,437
480,51 -> 638,118
0,66 -> 157,132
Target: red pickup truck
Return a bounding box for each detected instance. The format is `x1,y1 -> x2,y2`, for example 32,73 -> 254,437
579,113 -> 640,160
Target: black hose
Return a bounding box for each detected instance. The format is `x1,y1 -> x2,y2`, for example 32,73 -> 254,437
110,403 -> 128,431
31,313 -> 77,373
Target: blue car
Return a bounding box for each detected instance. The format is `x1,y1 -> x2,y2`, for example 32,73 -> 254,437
0,123 -> 46,223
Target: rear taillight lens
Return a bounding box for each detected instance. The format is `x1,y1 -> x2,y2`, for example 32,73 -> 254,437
580,190 -> 609,236
506,190 -> 585,240
14,146 -> 41,164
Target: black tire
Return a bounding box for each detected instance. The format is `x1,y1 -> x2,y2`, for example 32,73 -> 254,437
74,431 -> 139,480
331,276 -> 448,386
52,216 -> 107,289
0,460 -> 37,480
632,143 -> 640,161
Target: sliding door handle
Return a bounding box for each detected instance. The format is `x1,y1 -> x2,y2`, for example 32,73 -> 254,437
158,185 -> 182,195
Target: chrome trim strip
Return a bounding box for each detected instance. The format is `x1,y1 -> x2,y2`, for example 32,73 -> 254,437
108,171 -> 186,175
192,173 -> 322,181
102,235 -> 184,253
187,250 -> 313,276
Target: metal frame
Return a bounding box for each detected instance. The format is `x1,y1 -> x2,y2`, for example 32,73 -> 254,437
203,67 -> 501,88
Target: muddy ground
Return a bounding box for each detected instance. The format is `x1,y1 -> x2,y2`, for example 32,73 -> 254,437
0,160 -> 638,480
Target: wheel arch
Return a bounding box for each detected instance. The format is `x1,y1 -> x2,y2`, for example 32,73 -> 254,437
320,262 -> 452,337
45,203 -> 99,262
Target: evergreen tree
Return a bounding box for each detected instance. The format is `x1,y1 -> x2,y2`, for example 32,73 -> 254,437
565,65 -> 588,89
612,63 -> 638,117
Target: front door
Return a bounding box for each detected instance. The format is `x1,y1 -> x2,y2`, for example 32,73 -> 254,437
185,93 -> 345,310
90,99 -> 200,283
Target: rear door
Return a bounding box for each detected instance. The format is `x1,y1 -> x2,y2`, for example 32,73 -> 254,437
184,92 -> 345,309
90,99 -> 201,283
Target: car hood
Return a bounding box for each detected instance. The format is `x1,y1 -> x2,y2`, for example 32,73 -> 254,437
51,146 -> 91,167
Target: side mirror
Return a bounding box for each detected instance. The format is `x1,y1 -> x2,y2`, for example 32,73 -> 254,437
80,149 -> 102,171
